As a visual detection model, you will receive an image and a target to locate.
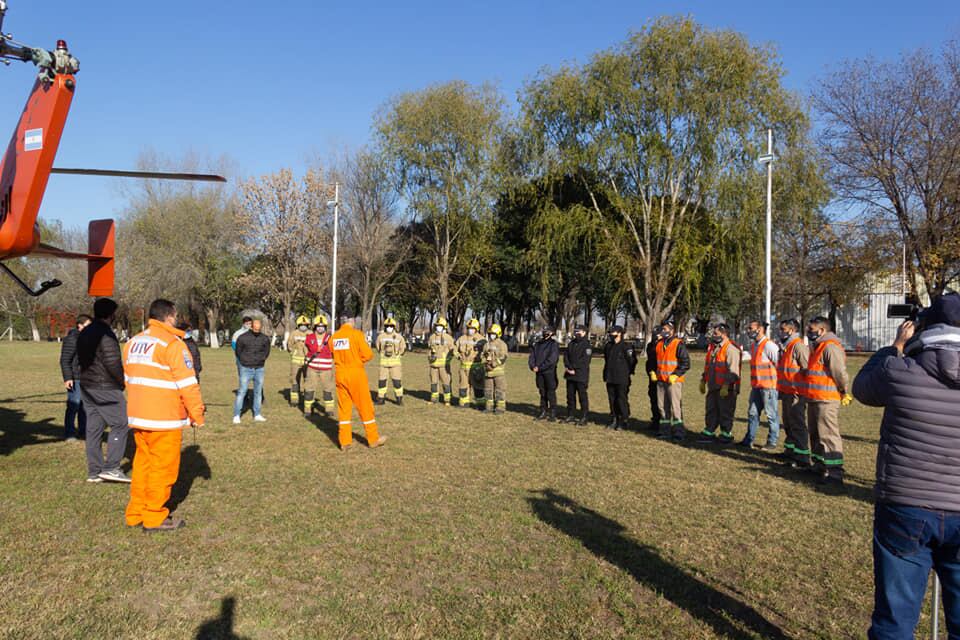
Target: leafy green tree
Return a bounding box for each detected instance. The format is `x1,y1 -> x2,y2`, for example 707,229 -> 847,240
376,81 -> 504,319
522,17 -> 805,338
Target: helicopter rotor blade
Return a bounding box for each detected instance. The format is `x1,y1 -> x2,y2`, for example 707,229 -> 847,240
50,168 -> 226,182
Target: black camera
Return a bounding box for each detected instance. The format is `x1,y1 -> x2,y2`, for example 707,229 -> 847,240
887,303 -> 920,320
887,295 -> 926,323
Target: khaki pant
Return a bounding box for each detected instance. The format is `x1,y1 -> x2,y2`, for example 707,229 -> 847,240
781,393 -> 810,463
378,364 -> 403,400
430,366 -> 452,404
305,367 -> 335,413
484,375 -> 506,412
703,388 -> 737,440
657,381 -> 684,437
290,360 -> 307,404
457,365 -> 480,405
808,400 -> 842,473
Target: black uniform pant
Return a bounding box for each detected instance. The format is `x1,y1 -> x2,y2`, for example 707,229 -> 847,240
536,370 -> 558,412
566,380 -> 588,416
607,383 -> 630,420
647,379 -> 661,428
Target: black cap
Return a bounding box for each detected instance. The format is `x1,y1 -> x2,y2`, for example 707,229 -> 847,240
926,293 -> 960,327
543,325 -> 555,334
574,324 -> 587,332
93,297 -> 118,320
610,325 -> 624,334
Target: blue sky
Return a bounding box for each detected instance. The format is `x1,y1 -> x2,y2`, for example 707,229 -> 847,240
0,0 -> 956,230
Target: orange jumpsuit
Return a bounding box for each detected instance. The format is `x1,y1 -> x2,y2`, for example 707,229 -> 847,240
122,319 -> 205,528
331,322 -> 380,448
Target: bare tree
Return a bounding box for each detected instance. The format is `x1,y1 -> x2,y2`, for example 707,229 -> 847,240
815,40 -> 960,298
336,148 -> 409,331
238,168 -> 332,337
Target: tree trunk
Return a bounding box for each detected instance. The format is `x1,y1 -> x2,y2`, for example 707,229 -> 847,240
206,307 -> 221,348
28,317 -> 40,342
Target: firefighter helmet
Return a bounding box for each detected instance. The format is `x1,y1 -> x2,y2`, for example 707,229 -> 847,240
295,315 -> 309,326
488,324 -> 502,337
313,314 -> 329,328
434,317 -> 449,329
384,316 -> 398,328
466,318 -> 481,330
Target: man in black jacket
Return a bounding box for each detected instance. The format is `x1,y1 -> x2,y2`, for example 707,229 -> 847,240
528,326 -> 560,421
854,294 -> 960,638
644,338 -> 662,431
177,322 -> 203,382
77,298 -> 130,483
603,325 -> 637,430
233,318 -> 271,423
563,324 -> 591,425
59,314 -> 91,440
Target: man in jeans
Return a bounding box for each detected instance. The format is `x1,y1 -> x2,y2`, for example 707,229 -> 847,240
59,314 -> 91,440
741,320 -> 780,451
853,293 -> 960,639
234,318 -> 270,423
76,298 -> 130,483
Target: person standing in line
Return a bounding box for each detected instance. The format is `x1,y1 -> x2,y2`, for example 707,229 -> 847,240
529,325 -> 560,422
776,319 -> 810,468
697,324 -> 741,444
741,321 -> 781,451
645,336 -> 662,431
453,318 -> 483,408
233,318 -> 270,424
76,298 -> 131,483
427,318 -> 455,405
374,316 -> 407,405
800,316 -> 852,488
563,324 -> 591,426
482,324 -> 509,414
603,325 -> 637,430
60,314 -> 91,441
304,315 -> 336,416
652,321 -> 690,441
286,315 -> 310,407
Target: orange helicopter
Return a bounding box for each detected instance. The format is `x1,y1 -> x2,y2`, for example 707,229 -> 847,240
0,1 -> 224,298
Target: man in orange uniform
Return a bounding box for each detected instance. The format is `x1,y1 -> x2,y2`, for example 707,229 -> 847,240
123,299 -> 205,532
332,315 -> 387,451
651,321 -> 690,441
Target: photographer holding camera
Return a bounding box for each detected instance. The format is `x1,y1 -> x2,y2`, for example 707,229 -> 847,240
853,293 -> 960,639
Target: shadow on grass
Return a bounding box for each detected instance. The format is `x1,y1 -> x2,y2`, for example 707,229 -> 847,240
629,426 -> 876,504
528,489 -> 790,640
195,596 -> 248,640
0,406 -> 62,456
0,392 -> 63,403
168,445 -> 211,512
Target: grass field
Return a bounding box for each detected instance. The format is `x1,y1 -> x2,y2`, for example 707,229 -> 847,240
0,342 -> 933,639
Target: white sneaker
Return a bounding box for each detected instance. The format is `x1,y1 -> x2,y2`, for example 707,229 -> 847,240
232,416 -> 241,425
254,415 -> 267,422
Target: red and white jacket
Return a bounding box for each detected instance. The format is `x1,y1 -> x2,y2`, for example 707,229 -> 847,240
305,331 -> 334,372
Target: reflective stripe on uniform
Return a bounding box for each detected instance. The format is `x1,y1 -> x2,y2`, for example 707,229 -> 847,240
750,337 -> 777,390
128,416 -> 190,429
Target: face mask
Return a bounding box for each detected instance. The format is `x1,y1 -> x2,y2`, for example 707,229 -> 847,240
318,326 -> 327,334
488,334 -> 496,341
385,326 -> 394,333
711,334 -> 724,344
576,331 -> 585,339
467,328 -> 476,336
807,331 -> 820,343
435,327 -> 444,334
779,332 -> 791,343
748,330 -> 759,340
297,325 -> 307,331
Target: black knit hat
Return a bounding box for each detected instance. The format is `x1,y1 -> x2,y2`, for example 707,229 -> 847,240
610,325 -> 624,334
925,293 -> 960,328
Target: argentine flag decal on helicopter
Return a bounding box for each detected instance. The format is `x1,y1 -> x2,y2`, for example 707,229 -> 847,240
24,128 -> 42,151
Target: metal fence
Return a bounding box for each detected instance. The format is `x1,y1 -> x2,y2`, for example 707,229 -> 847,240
835,292 -> 904,352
